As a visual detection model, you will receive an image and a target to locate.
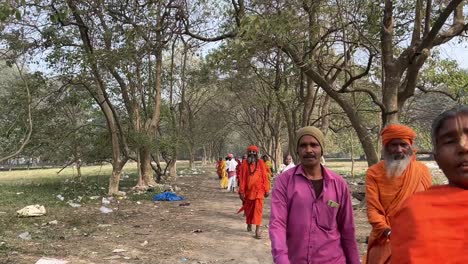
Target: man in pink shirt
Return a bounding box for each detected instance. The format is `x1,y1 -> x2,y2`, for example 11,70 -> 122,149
269,126 -> 360,264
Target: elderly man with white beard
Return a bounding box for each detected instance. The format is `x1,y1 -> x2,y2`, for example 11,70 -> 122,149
237,145 -> 270,239
364,124 -> 432,264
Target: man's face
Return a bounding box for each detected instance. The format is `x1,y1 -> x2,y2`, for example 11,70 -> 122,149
297,135 -> 322,168
383,139 -> 413,178
386,139 -> 412,160
247,151 -> 258,164
434,113 -> 468,189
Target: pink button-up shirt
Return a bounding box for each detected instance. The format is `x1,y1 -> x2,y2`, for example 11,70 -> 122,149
269,164 -> 360,264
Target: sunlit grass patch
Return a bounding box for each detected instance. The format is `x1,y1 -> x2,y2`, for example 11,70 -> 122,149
325,160 -> 369,178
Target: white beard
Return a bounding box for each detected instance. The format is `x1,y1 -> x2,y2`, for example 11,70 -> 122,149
384,152 -> 412,179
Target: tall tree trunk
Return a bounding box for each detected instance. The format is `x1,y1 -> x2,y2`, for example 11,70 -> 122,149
350,132 -> 355,177
302,77 -> 318,126
320,95 -> 331,135
188,145 -> 195,169
202,145 -> 208,165
109,164 -> 124,195
140,147 -> 157,186
75,147 -> 82,178
275,136 -> 283,173
68,1 -> 128,195
382,74 -> 400,125
167,160 -> 177,182
140,43 -> 164,183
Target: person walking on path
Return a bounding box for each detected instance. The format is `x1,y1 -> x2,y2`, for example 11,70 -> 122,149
237,145 -> 270,239
269,126 -> 360,264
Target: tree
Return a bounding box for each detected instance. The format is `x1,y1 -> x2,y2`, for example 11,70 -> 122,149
0,57 -> 34,163
380,0 -> 466,125
182,0 -> 468,167
0,0 -> 187,193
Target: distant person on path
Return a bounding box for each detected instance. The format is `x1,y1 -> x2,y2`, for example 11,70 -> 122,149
219,157 -> 228,189
236,156 -> 245,190
365,124 -> 432,264
226,154 -> 238,192
279,154 -> 295,173
216,157 -> 223,179
269,126 -> 360,264
262,155 -> 274,186
391,106 -> 468,264
237,145 -> 270,239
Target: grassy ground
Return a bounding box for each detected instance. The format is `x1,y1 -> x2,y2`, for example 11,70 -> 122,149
0,160 -> 366,212
325,160 -> 369,178
0,163 -> 134,208
0,162 -> 197,261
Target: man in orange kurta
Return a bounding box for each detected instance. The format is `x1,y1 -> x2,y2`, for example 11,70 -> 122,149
391,106 -> 468,264
365,124 -> 432,264
238,145 -> 270,239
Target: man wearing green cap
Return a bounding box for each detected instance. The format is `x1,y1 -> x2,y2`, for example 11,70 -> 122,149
269,126 -> 360,264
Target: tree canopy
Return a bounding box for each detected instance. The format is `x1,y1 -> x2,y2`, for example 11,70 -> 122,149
1,0 -> 466,193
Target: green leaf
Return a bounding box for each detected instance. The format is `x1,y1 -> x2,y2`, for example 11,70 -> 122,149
14,9 -> 21,20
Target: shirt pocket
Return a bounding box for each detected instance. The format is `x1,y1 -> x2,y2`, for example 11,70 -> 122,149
316,202 -> 338,231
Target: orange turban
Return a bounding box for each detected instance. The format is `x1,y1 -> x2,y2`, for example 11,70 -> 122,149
247,145 -> 259,153
381,124 -> 416,146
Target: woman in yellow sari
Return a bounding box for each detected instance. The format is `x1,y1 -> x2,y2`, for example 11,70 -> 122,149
262,155 -> 274,187
220,158 -> 228,189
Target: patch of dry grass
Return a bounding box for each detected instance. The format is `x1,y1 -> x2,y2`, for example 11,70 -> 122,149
325,160 -> 369,177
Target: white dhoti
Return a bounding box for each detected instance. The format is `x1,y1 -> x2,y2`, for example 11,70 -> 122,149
227,175 -> 237,191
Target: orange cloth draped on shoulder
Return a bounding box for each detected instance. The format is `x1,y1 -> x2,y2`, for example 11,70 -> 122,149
365,157 -> 431,264
219,160 -> 228,189
237,159 -> 270,225
391,185 -> 468,264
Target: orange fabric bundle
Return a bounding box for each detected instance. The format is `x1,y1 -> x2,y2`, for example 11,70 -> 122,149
365,158 -> 431,264
391,185 -> 468,264
381,124 -> 416,146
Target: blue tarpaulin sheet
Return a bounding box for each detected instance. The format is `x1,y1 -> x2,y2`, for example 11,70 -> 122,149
152,192 -> 185,201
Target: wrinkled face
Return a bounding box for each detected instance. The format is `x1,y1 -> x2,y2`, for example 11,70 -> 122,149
383,139 -> 414,178
297,135 -> 322,168
247,151 -> 258,164
386,139 -> 412,160
434,113 -> 468,189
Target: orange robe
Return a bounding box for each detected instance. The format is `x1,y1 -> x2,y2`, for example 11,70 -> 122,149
365,157 -> 431,264
216,161 -> 223,179
238,160 -> 270,225
391,185 -> 468,264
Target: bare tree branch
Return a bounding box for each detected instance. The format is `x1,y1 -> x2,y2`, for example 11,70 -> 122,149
0,61 -> 33,163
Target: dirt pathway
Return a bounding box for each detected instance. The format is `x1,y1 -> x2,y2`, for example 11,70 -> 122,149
158,170 -> 274,264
